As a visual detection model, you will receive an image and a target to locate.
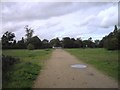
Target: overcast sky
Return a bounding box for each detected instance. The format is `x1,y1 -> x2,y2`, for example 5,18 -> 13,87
1,2 -> 118,41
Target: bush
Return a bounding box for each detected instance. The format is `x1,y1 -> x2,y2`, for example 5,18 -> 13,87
27,43 -> 35,50
2,55 -> 20,82
2,55 -> 20,72
104,38 -> 118,50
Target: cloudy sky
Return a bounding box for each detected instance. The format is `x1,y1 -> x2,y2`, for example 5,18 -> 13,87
1,1 -> 118,41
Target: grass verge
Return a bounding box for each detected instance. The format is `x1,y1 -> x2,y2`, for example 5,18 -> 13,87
66,48 -> 119,81
2,49 -> 53,88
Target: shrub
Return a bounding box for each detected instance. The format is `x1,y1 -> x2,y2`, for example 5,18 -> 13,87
2,55 -> 20,72
104,37 -> 118,50
27,43 -> 35,50
2,55 -> 20,82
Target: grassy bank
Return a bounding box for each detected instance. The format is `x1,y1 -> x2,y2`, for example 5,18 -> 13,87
66,48 -> 119,81
2,49 -> 53,88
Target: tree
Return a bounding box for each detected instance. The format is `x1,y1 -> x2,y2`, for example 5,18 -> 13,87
104,37 -> 118,50
26,36 -> 42,49
78,38 -> 83,47
88,37 -> 95,48
88,37 -> 92,41
118,28 -> 120,50
99,36 -> 107,48
1,31 -> 15,49
74,38 -> 83,48
100,25 -> 119,50
54,38 -> 62,47
94,40 -> 100,48
82,40 -> 88,48
62,37 -> 73,48
50,38 -> 61,47
27,43 -> 35,50
82,37 -> 95,48
16,37 -> 26,49
25,25 -> 34,42
42,39 -> 50,48
70,38 -> 76,48
114,25 -> 117,33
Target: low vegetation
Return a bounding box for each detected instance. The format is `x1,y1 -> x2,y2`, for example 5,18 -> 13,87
2,49 -> 52,88
66,48 -> 119,81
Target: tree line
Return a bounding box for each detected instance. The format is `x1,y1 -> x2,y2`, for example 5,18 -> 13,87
99,25 -> 120,50
1,25 -> 119,50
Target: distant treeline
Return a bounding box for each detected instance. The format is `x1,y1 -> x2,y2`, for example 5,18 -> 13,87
1,25 -> 120,50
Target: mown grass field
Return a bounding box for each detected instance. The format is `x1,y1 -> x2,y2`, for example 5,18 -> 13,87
2,49 -> 53,88
66,48 -> 119,81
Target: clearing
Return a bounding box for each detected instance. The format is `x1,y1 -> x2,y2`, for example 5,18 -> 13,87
33,49 -> 118,88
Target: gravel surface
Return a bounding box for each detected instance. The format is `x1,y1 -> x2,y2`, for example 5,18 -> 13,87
33,49 -> 118,88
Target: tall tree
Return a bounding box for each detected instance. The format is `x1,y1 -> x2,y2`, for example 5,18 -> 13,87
100,25 -> 119,50
25,25 -> 34,41
1,31 -> 15,49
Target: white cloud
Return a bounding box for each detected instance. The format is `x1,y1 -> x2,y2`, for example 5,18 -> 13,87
98,5 -> 118,28
1,2 -> 118,41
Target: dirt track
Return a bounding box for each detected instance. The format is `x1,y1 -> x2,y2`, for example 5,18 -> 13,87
33,49 -> 118,88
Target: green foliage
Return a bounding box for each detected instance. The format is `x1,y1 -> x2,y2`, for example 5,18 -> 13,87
16,37 -> 26,49
104,37 -> 118,50
2,25 -> 119,50
62,37 -> 74,48
2,55 -> 20,72
50,38 -> 62,47
2,49 -> 52,88
82,37 -> 95,48
94,40 -> 100,48
2,55 -> 20,84
41,39 -> 50,48
25,25 -> 34,41
27,43 -> 35,50
1,31 -> 15,49
26,36 -> 42,49
3,62 -> 41,88
100,25 -> 119,50
62,37 -> 95,48
74,38 -> 83,48
66,48 -> 119,81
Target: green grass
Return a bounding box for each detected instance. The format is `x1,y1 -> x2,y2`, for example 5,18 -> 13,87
2,49 -> 53,88
66,48 -> 119,81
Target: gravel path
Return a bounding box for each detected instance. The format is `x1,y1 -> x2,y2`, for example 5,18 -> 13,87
33,49 -> 118,88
